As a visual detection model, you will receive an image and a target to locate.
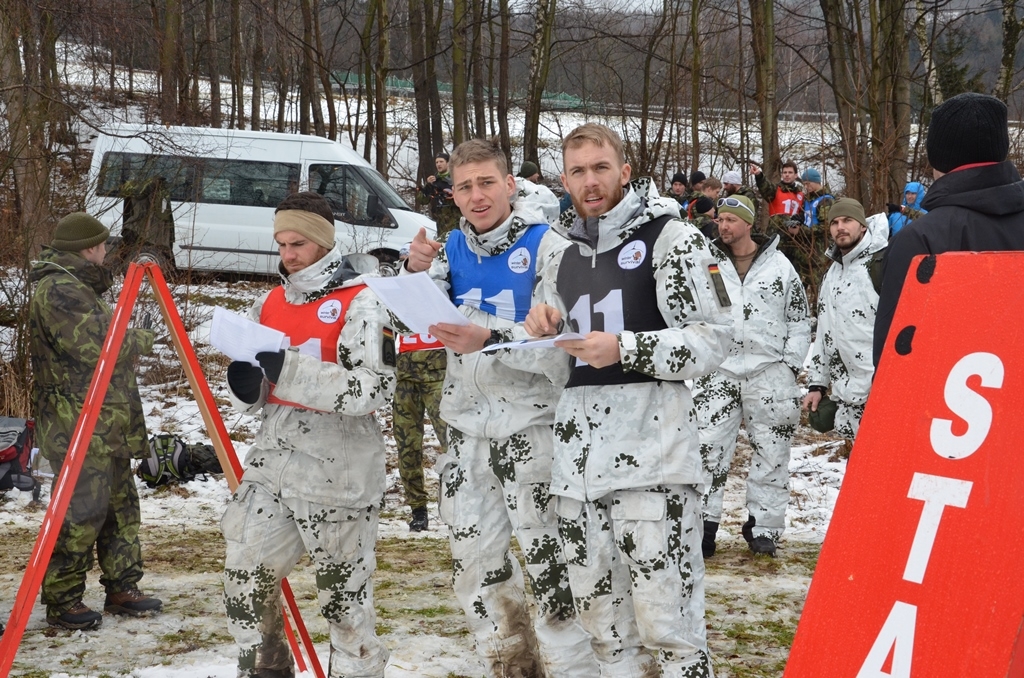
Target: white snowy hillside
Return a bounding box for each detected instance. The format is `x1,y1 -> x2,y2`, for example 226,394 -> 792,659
0,275 -> 849,678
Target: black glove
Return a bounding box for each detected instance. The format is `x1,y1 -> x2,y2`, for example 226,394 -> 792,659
256,350 -> 286,384
227,361 -> 264,404
886,203 -> 901,216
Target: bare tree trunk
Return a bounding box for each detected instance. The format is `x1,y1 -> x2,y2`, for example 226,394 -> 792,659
749,0 -> 778,174
874,0 -> 911,208
451,0 -> 469,144
496,0 -> 511,163
913,0 -> 941,107
273,0 -> 287,132
994,0 -> 1023,101
0,2 -> 54,254
230,0 -> 244,128
820,0 -> 868,201
251,10 -> 263,130
690,0 -> 701,172
424,0 -> 444,153
161,0 -> 180,123
374,0 -> 389,173
470,0 -> 486,138
313,0 -> 337,140
206,0 -> 221,126
409,0 -> 434,181
523,0 -> 557,166
360,0 -> 377,159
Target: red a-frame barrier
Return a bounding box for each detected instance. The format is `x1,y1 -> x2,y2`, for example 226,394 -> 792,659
0,262 -> 326,678
785,252 -> 1024,677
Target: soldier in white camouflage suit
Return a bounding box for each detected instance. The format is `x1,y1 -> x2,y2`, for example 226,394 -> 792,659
695,194 -> 810,559
803,198 -> 888,440
221,192 -> 397,678
403,139 -> 597,678
526,124 -> 733,677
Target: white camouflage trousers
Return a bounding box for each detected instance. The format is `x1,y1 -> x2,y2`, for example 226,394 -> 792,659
438,424 -> 597,678
835,399 -> 865,439
556,485 -> 715,678
695,363 -> 799,542
222,481 -> 387,678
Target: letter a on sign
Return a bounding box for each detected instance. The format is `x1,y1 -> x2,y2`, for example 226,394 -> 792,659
785,253 -> 1024,677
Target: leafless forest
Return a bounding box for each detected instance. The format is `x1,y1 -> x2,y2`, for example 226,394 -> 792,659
1,0 -> 1023,412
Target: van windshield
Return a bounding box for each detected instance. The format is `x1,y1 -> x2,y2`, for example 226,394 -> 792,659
308,164 -> 409,226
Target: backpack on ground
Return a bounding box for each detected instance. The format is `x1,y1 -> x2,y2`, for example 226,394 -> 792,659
0,417 -> 36,493
137,434 -> 223,488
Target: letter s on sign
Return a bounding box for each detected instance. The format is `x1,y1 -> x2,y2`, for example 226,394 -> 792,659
929,352 -> 1004,460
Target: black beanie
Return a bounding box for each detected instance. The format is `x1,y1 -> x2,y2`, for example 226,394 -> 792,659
693,196 -> 714,215
51,212 -> 110,252
671,172 -> 687,185
926,93 -> 1009,173
689,170 -> 706,186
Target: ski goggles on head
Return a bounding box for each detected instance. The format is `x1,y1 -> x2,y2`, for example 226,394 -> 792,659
717,196 -> 756,220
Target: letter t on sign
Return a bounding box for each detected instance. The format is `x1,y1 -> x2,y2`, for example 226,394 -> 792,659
903,473 -> 972,585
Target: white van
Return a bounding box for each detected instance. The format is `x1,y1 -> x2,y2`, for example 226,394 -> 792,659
85,124 -> 435,275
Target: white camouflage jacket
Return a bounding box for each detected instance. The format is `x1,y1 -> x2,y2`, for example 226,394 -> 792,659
807,214 -> 888,406
709,234 -> 810,379
227,246 -> 397,508
533,178 -> 733,501
405,179 -> 571,441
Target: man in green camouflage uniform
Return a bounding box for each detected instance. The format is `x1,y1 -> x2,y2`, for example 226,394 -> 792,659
394,336 -> 448,531
29,212 -> 162,631
416,152 -> 461,237
793,169 -> 835,304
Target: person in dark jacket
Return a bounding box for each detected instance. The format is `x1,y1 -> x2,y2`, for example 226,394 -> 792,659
874,93 -> 1024,367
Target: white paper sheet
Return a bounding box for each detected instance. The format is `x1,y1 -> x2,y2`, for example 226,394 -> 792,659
481,332 -> 584,353
210,307 -> 289,365
364,272 -> 470,335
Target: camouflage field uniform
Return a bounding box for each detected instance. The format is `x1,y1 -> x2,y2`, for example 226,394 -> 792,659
807,214 -> 888,439
394,347 -> 447,511
792,186 -> 836,304
417,171 -> 461,237
412,179 -> 598,677
696,234 -> 810,544
533,178 -> 733,677
29,247 -> 155,618
222,247 -> 396,678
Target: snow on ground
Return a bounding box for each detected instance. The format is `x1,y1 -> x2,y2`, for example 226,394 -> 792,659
1,276 -> 849,678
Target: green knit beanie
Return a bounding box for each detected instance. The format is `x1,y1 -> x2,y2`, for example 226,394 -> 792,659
52,212 -> 110,252
826,197 -> 867,228
717,194 -> 756,224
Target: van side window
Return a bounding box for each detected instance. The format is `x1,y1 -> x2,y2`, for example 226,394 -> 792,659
309,164 -> 394,227
200,159 -> 300,207
97,152 -> 196,201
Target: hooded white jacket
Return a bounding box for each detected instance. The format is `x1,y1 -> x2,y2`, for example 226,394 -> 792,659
709,233 -> 810,379
227,246 -> 396,508
533,178 -> 733,501
807,213 -> 888,405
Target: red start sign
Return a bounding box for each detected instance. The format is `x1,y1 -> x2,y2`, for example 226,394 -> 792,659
785,253 -> 1024,677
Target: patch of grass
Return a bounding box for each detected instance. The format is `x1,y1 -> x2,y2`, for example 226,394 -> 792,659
157,626 -> 233,655
396,604 -> 457,619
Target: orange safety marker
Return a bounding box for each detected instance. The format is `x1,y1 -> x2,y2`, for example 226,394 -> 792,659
785,252 -> 1024,677
1,263 -> 325,678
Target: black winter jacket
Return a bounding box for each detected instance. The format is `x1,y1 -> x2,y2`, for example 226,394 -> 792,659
873,161 -> 1024,366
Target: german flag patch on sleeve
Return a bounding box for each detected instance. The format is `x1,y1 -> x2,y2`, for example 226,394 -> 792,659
707,263 -> 732,308
381,327 -> 397,367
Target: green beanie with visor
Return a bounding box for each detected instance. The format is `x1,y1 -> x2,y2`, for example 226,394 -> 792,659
717,195 -> 756,224
51,212 -> 110,252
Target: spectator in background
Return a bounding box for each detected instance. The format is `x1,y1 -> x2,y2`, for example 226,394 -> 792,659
804,198 -> 888,446
667,171 -> 689,206
752,161 -> 804,238
30,212 -> 162,630
518,160 -> 542,183
684,170 -> 707,209
875,92 -> 1024,367
417,151 -> 460,236
785,167 -> 834,295
886,181 -> 927,237
701,176 -> 723,202
722,169 -> 762,225
689,195 -> 718,239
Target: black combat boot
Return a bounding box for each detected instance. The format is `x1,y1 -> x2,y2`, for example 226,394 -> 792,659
702,520 -> 719,558
409,507 -> 429,532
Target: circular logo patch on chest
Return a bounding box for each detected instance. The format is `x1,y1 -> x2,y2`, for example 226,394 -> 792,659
508,247 -> 532,274
618,241 -> 647,270
317,299 -> 343,323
